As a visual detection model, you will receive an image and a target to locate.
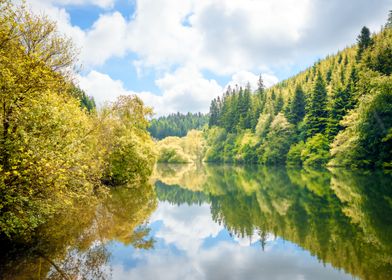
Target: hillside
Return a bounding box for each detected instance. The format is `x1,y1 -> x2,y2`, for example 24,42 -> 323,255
149,112 -> 208,139
204,25 -> 392,168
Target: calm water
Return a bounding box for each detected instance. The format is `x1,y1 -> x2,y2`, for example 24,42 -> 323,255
1,164 -> 392,280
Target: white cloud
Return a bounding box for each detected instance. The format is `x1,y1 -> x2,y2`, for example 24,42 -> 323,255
150,202 -> 223,255
109,200 -> 353,280
78,69 -> 222,116
152,66 -> 222,115
26,1 -> 127,68
225,71 -> 279,91
78,70 -> 135,105
26,0 -> 392,115
81,12 -> 129,66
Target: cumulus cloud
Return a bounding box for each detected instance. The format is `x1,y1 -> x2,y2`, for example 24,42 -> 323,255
150,202 -> 223,255
78,69 -> 222,116
108,200 -> 353,280
152,66 -> 222,115
225,71 -> 279,91
26,0 -> 392,115
78,70 -> 132,105
81,12 -> 129,65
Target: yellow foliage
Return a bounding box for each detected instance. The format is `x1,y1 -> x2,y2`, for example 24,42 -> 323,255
156,130 -> 206,163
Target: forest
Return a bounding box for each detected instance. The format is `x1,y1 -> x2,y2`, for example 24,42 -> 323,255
0,1 -> 156,241
157,15 -> 392,168
148,112 -> 208,139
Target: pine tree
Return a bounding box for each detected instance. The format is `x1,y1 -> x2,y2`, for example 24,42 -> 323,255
304,72 -> 329,137
242,84 -> 252,129
386,10 -> 392,29
356,26 -> 372,61
287,85 -> 306,125
209,99 -> 219,127
275,93 -> 284,115
327,84 -> 353,140
251,75 -> 266,130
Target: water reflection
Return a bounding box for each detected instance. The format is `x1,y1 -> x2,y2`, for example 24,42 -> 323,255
0,183 -> 157,279
153,164 -> 392,280
1,165 -> 391,280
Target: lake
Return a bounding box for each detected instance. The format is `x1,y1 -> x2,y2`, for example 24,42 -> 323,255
1,164 -> 391,280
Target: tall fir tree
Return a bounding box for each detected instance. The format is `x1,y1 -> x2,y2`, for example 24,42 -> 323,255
304,72 -> 329,137
327,84 -> 353,140
251,75 -> 266,130
274,93 -> 284,115
356,26 -> 372,61
287,85 -> 306,125
385,10 -> 392,29
209,98 -> 219,127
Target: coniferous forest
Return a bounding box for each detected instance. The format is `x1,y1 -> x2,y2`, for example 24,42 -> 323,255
157,19 -> 392,168
148,112 -> 208,139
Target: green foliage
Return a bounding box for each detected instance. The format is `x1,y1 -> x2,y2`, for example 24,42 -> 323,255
100,95 -> 156,186
363,28 -> 392,76
287,141 -> 305,166
157,130 -> 205,163
203,22 -> 392,168
386,10 -> 392,29
149,112 -> 208,140
301,134 -> 330,167
260,114 -> 294,164
69,86 -> 96,112
204,127 -> 227,162
356,26 -> 373,61
255,113 -> 273,138
286,85 -> 306,125
234,131 -> 259,163
330,74 -> 392,167
327,84 -> 353,139
0,2 -> 156,239
304,72 -> 329,137
208,85 -> 260,133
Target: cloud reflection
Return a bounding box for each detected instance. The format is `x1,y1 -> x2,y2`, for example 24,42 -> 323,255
109,201 -> 353,280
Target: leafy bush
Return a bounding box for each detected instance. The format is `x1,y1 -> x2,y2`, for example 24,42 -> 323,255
287,141 -> 305,166
301,134 -> 330,167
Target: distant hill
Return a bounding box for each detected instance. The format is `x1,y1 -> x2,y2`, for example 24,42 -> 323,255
148,112 -> 208,139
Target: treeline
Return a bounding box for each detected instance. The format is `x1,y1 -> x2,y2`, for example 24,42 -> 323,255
0,1 -> 155,240
149,112 -> 208,139
206,16 -> 392,168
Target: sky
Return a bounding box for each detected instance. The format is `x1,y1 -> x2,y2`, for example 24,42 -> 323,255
26,0 -> 391,116
105,201 -> 353,280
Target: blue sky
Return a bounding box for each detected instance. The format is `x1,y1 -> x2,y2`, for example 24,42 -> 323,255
27,0 -> 391,116
104,201 -> 353,280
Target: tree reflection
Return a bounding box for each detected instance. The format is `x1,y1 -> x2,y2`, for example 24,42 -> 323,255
0,183 -> 157,279
154,164 -> 392,280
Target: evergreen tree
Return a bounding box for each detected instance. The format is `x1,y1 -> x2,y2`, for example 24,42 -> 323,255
241,84 -> 252,129
275,93 -> 284,115
356,26 -> 372,61
251,75 -> 266,130
304,72 -> 329,137
69,86 -> 96,112
287,85 -> 306,125
327,84 -> 353,140
385,10 -> 392,29
209,99 -> 219,127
